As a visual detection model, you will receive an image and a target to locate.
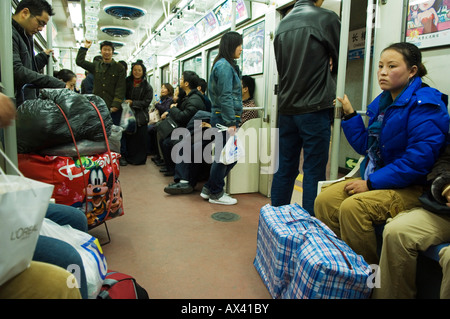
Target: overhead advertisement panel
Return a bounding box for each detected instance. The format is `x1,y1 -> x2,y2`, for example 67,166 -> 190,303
170,0 -> 250,56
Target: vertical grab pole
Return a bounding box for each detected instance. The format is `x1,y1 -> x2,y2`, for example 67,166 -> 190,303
0,0 -> 18,171
361,0 -> 375,113
329,0 -> 351,180
47,0 -> 53,75
231,0 -> 237,31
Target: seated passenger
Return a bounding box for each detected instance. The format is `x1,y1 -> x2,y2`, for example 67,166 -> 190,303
55,69 -> 78,92
241,75 -> 258,125
159,71 -> 206,176
164,110 -> 212,194
0,93 -> 88,298
197,78 -> 212,112
314,42 -> 449,265
150,84 -> 180,165
34,203 -> 89,299
373,143 -> 450,299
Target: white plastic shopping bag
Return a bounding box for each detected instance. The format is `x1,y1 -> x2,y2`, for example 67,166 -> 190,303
219,134 -> 245,165
120,101 -> 137,134
0,148 -> 54,286
40,218 -> 108,299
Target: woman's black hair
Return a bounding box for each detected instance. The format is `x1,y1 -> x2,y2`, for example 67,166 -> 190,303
383,42 -> 427,77
176,85 -> 186,103
130,60 -> 147,79
213,31 -> 243,68
242,75 -> 255,99
56,69 -> 76,82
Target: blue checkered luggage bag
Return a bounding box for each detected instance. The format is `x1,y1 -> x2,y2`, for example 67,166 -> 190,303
253,203 -> 372,299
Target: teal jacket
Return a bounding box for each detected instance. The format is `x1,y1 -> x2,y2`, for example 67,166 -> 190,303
208,58 -> 243,127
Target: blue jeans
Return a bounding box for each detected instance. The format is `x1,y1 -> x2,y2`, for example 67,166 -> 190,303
33,203 -> 89,299
204,130 -> 237,196
271,110 -> 332,216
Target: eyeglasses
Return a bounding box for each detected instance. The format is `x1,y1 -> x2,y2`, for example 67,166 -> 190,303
32,15 -> 47,28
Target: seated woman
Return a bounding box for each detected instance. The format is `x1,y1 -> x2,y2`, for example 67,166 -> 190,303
56,69 -> 78,92
314,42 -> 449,265
148,83 -> 175,161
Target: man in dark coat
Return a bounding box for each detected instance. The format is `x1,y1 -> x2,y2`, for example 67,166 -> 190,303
271,0 -> 340,216
76,40 -> 126,126
12,0 -> 67,106
159,71 -> 206,176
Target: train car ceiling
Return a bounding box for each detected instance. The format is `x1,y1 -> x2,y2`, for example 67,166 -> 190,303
41,0 -> 342,70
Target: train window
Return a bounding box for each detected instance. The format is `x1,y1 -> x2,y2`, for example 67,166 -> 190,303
182,54 -> 203,78
161,64 -> 170,84
147,73 -> 153,86
207,47 -> 219,79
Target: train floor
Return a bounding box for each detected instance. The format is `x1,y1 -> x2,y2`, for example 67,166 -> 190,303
89,157 -> 276,299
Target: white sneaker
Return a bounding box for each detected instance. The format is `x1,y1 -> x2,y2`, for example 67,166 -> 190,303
209,193 -> 237,205
200,186 -> 210,200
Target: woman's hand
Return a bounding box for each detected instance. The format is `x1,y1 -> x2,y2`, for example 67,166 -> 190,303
344,180 -> 369,196
125,99 -> 133,106
335,94 -> 355,115
161,111 -> 169,120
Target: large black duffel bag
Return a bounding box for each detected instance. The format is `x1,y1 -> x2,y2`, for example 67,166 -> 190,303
16,89 -> 113,154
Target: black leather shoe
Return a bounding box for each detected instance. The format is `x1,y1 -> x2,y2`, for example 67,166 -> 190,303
164,182 -> 194,195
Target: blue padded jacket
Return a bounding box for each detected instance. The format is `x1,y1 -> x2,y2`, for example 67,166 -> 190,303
342,76 -> 449,189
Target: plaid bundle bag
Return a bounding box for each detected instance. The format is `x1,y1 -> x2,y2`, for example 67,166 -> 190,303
253,203 -> 372,299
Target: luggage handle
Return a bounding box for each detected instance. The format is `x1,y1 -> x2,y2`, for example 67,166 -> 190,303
287,210 -> 353,270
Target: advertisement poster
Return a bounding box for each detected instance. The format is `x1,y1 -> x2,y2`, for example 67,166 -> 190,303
242,21 -> 265,75
213,0 -> 248,27
405,0 -> 450,49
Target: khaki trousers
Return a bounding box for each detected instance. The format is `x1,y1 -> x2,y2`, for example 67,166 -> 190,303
0,261 -> 81,299
314,178 -> 423,265
372,208 -> 450,299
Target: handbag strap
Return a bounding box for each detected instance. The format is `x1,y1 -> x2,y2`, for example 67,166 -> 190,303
54,103 -> 89,214
0,147 -> 26,186
54,101 -> 116,224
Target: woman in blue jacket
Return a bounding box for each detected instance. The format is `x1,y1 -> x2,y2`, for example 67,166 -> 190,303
200,31 -> 243,205
315,42 -> 449,265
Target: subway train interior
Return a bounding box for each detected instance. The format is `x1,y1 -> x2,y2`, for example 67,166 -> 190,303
1,0 -> 450,302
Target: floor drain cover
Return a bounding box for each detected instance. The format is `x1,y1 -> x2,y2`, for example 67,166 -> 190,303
211,212 -> 240,222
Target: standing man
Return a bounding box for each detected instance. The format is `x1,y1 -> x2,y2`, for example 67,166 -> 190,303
12,0 -> 68,106
76,40 -> 126,126
271,0 -> 340,216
